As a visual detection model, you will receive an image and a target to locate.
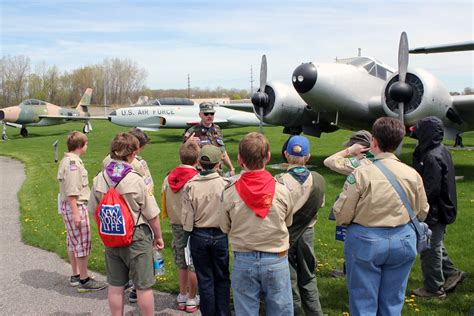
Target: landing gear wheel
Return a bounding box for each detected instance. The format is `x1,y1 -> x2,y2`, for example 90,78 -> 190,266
2,134 -> 7,141
20,127 -> 28,137
83,121 -> 92,134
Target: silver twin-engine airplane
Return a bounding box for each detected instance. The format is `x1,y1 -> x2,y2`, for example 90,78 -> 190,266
108,103 -> 265,131
251,32 -> 474,146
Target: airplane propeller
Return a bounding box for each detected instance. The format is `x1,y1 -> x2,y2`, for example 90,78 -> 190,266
251,54 -> 270,133
388,32 -> 414,154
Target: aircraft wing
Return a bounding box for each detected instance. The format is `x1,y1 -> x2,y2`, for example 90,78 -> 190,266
219,103 -> 255,113
38,115 -> 109,120
409,41 -> 474,54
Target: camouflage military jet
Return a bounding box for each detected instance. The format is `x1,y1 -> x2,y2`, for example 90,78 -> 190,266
0,88 -> 106,140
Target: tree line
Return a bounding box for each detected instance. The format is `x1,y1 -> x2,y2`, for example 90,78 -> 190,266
0,55 -> 251,108
2,54 -> 469,109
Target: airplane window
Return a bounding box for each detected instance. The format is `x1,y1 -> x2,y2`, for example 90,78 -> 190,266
376,65 -> 387,80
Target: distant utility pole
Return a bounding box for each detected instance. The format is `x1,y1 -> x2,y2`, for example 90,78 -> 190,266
358,48 -> 362,57
103,75 -> 107,116
187,74 -> 191,98
250,65 -> 254,94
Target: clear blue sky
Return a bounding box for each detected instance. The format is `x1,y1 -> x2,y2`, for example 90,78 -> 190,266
1,0 -> 473,92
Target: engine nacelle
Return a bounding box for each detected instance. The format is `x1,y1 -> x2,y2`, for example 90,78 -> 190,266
255,81 -> 308,126
382,68 -> 452,127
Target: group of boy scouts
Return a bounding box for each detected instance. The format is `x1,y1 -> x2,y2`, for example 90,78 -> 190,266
57,101 -> 465,316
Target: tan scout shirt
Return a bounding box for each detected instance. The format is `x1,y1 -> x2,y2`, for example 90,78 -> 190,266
325,154 -> 372,176
220,178 -> 294,253
279,170 -> 325,228
182,172 -> 230,232
57,152 -> 90,204
103,154 -> 155,195
161,166 -> 197,225
88,165 -> 160,227
333,153 -> 429,227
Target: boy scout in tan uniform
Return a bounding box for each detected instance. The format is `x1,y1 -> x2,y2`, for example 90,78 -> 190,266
88,132 -> 164,316
183,102 -> 235,176
181,145 -> 231,316
161,142 -> 200,312
276,135 -> 325,316
324,130 -> 373,176
57,131 -> 107,292
220,132 -> 294,316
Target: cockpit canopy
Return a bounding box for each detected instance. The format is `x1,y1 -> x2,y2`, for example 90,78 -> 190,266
21,99 -> 47,106
337,56 -> 394,81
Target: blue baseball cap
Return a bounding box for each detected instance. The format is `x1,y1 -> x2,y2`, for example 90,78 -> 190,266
286,136 -> 310,157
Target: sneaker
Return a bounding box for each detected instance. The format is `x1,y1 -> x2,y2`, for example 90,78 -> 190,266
186,296 -> 199,313
129,288 -> 137,303
77,278 -> 108,293
444,271 -> 466,292
412,287 -> 447,299
69,275 -> 80,287
177,293 -> 187,310
124,280 -> 134,293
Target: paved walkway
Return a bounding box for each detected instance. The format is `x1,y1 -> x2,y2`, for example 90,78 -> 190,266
0,156 -> 195,315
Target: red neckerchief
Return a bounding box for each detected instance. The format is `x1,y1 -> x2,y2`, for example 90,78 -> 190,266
168,166 -> 198,193
235,170 -> 276,218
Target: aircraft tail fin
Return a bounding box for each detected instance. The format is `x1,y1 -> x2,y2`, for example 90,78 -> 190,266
75,88 -> 93,113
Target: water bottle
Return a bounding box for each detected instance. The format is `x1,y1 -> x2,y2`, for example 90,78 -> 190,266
153,250 -> 165,276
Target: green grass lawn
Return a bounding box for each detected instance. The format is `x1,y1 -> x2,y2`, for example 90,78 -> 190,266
1,121 -> 473,315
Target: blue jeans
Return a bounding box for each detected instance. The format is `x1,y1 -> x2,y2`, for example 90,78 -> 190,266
190,228 -> 230,316
232,251 -> 293,316
344,223 -> 417,316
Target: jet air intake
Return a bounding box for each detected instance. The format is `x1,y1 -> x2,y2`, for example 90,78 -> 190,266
292,63 -> 318,94
0,110 -> 4,120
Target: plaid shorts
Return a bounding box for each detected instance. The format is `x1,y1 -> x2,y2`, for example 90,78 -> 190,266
60,201 -> 91,258
171,224 -> 195,271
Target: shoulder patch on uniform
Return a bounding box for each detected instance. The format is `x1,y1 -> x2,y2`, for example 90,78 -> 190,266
349,157 -> 360,168
346,174 -> 356,184
69,160 -> 78,171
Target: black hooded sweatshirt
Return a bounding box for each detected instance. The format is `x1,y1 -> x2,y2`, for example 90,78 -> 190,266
412,116 -> 457,225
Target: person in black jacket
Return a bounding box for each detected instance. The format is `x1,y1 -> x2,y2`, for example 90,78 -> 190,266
411,116 -> 466,299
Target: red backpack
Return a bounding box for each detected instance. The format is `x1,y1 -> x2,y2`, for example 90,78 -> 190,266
95,172 -> 141,248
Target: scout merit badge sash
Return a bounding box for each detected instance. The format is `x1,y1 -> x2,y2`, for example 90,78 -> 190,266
235,170 -> 275,218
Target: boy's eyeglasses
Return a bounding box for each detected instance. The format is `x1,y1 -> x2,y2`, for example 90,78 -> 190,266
203,113 -> 214,116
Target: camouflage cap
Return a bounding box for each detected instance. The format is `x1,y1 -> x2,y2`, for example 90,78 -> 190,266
199,102 -> 215,113
344,130 -> 372,148
199,145 -> 222,164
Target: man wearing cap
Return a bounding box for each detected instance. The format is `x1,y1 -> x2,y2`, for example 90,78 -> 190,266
183,102 -> 235,176
182,145 -> 231,316
276,135 -> 326,316
324,130 -> 373,176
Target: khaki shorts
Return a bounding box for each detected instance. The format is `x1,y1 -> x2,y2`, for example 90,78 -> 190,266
171,224 -> 195,272
105,225 -> 155,289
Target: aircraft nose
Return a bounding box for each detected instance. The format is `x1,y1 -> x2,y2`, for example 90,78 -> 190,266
0,110 -> 4,120
292,62 -> 317,94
